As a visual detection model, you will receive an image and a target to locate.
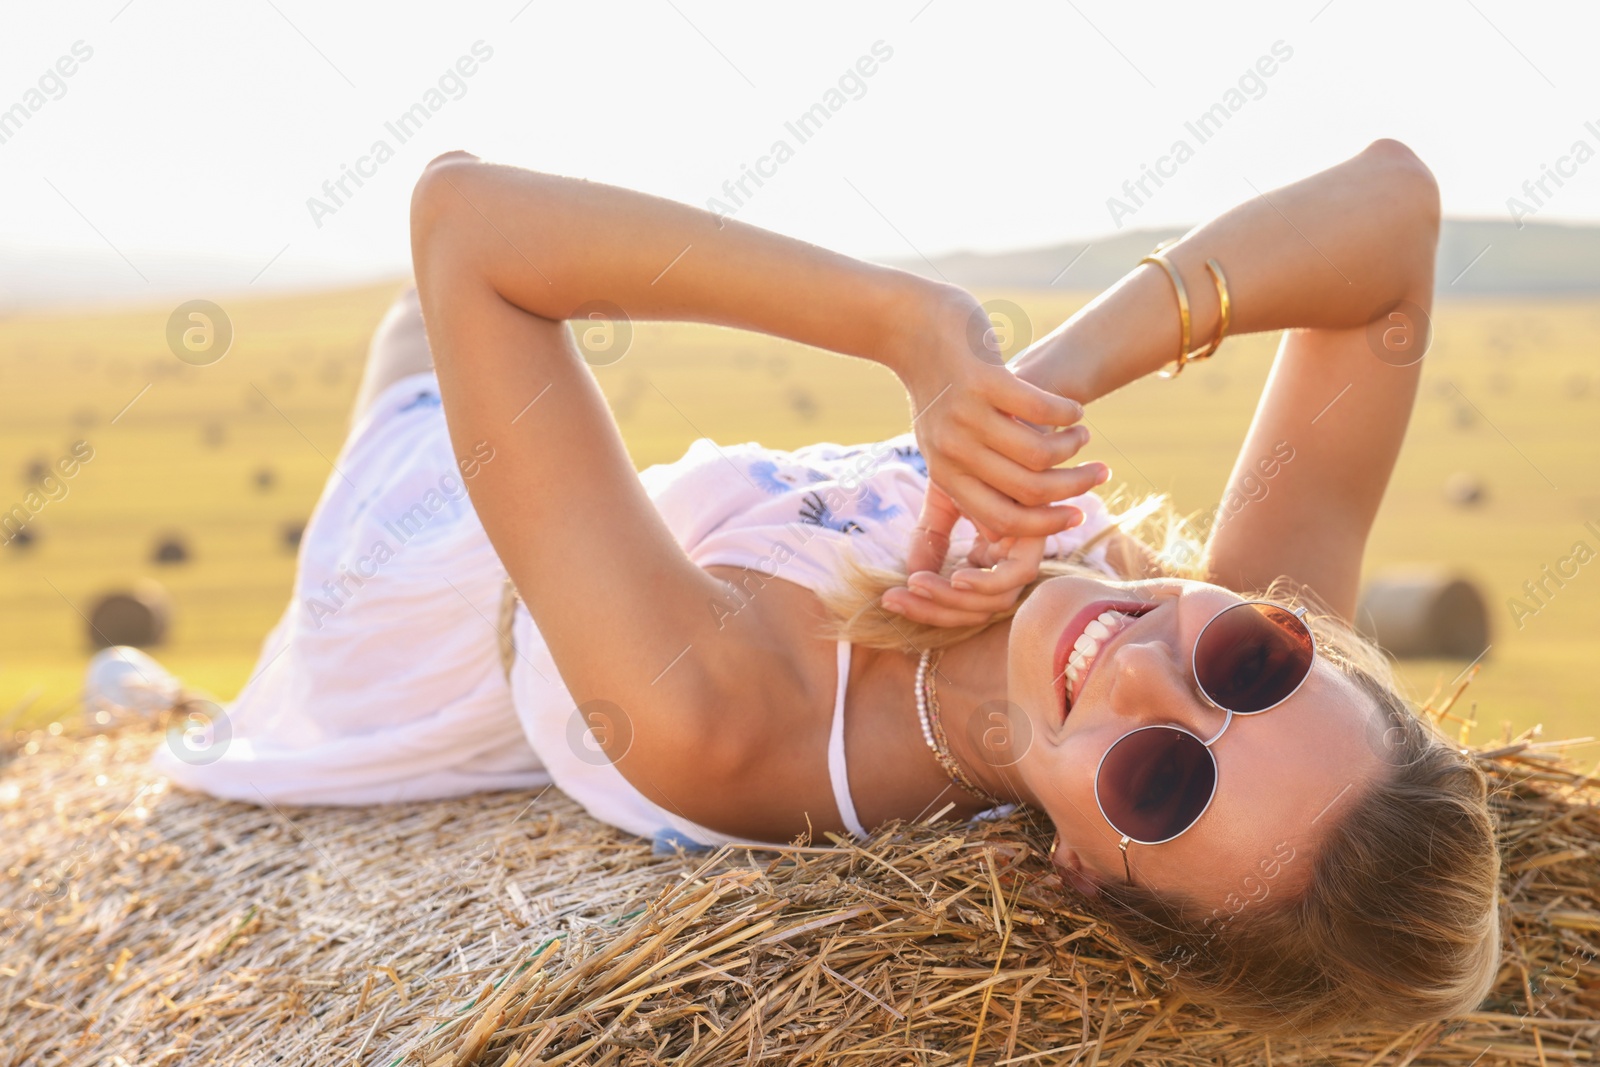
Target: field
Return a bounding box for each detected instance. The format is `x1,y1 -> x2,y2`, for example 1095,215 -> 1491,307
1,282 -> 1596,743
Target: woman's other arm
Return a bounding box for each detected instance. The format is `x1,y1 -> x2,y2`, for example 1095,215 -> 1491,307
1009,139 -> 1440,619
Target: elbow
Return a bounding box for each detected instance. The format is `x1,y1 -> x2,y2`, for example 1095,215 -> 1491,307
409,151 -> 483,273
1361,139 -> 1442,281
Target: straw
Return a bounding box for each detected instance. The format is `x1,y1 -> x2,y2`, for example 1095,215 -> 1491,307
1,689 -> 1595,1065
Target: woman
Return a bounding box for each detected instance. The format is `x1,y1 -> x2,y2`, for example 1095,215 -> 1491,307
143,139 -> 1499,1034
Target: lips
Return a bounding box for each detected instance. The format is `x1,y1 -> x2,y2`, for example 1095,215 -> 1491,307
1052,599 -> 1155,724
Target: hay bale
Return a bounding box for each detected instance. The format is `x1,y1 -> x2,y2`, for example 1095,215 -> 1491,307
1357,568 -> 1491,659
0,685 -> 1596,1066
201,421 -> 227,448
86,581 -> 171,649
1445,471 -> 1487,507
21,456 -> 48,484
253,467 -> 276,492
5,524 -> 37,550
281,520 -> 305,552
151,533 -> 191,565
787,386 -> 819,420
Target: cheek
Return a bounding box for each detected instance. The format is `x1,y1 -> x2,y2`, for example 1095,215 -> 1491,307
1030,730 -> 1107,839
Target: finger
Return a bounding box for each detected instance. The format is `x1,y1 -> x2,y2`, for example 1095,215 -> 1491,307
945,474 -> 1087,540
883,584 -> 1010,628
986,416 -> 1092,473
953,547 -> 1056,598
950,536 -> 1051,595
915,566 -> 1024,607
966,534 -> 1002,568
963,448 -> 1113,508
989,372 -> 1085,428
907,482 -> 961,576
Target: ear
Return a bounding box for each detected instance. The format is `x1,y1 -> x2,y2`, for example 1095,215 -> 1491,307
1051,835 -> 1102,899
1061,865 -> 1102,899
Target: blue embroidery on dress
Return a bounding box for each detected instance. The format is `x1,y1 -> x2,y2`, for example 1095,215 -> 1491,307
397,390 -> 441,413
652,826 -> 712,855
748,459 -> 829,496
798,490 -> 864,534
853,486 -> 902,523
891,444 -> 928,477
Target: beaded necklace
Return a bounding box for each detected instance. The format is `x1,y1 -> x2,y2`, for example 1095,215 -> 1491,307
914,647 -> 1007,808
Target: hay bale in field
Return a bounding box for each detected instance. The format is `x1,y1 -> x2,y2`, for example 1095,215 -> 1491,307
1445,471 -> 1487,507
4,524 -> 36,550
0,676 -> 1595,1065
202,421 -> 227,448
85,581 -> 171,649
282,520 -> 305,552
254,467 -> 277,492
1357,568 -> 1491,659
787,386 -> 819,420
151,533 -> 192,564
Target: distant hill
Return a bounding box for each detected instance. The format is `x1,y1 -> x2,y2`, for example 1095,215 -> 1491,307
885,218 -> 1600,296
3,218 -> 1597,314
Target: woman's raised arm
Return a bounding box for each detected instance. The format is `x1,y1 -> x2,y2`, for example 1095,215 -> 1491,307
411,155 -> 1100,534
407,153 -> 1093,829
1008,138 -> 1440,618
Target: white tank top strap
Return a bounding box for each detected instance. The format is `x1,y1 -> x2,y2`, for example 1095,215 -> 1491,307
827,639 -> 868,838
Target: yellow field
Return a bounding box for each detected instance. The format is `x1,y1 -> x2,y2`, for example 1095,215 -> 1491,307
2,282 -> 1596,743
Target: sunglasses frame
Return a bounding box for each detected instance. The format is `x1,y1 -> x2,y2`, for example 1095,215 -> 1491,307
1090,599 -> 1317,884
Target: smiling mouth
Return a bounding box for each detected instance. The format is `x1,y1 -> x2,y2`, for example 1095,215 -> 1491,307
1053,600 -> 1156,724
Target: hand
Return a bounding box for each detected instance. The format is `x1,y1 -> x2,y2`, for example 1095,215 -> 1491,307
881,481 -> 1065,627
886,284 -> 1107,541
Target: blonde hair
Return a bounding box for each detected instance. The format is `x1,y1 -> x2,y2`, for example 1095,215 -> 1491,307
815,489 -> 1503,1035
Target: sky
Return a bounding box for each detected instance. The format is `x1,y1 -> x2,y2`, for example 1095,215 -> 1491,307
3,0 -> 1598,302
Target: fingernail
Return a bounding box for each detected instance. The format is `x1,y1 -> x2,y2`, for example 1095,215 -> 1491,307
1095,464 -> 1112,484
952,578 -> 973,591
909,586 -> 934,599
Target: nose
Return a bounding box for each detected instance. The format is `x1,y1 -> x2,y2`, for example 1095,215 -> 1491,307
1101,627 -> 1226,739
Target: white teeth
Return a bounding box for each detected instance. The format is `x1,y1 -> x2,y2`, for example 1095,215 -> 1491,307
1065,610 -> 1140,704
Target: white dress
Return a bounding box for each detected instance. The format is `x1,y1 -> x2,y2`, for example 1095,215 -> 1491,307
150,371 -> 1118,850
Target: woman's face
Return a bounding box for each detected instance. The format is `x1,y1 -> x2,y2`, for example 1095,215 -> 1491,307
1008,575 -> 1388,908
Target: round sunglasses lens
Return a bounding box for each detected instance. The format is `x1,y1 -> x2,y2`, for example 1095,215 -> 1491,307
1194,603 -> 1315,713
1096,727 -> 1217,844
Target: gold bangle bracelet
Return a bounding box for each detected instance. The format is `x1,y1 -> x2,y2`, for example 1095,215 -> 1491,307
1139,243 -> 1192,378
1187,258 -> 1232,363
1139,240 -> 1233,377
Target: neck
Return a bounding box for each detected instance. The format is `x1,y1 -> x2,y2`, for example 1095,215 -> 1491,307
922,618 -> 1040,812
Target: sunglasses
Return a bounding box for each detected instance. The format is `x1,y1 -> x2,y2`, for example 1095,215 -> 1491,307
1091,600 -> 1317,884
